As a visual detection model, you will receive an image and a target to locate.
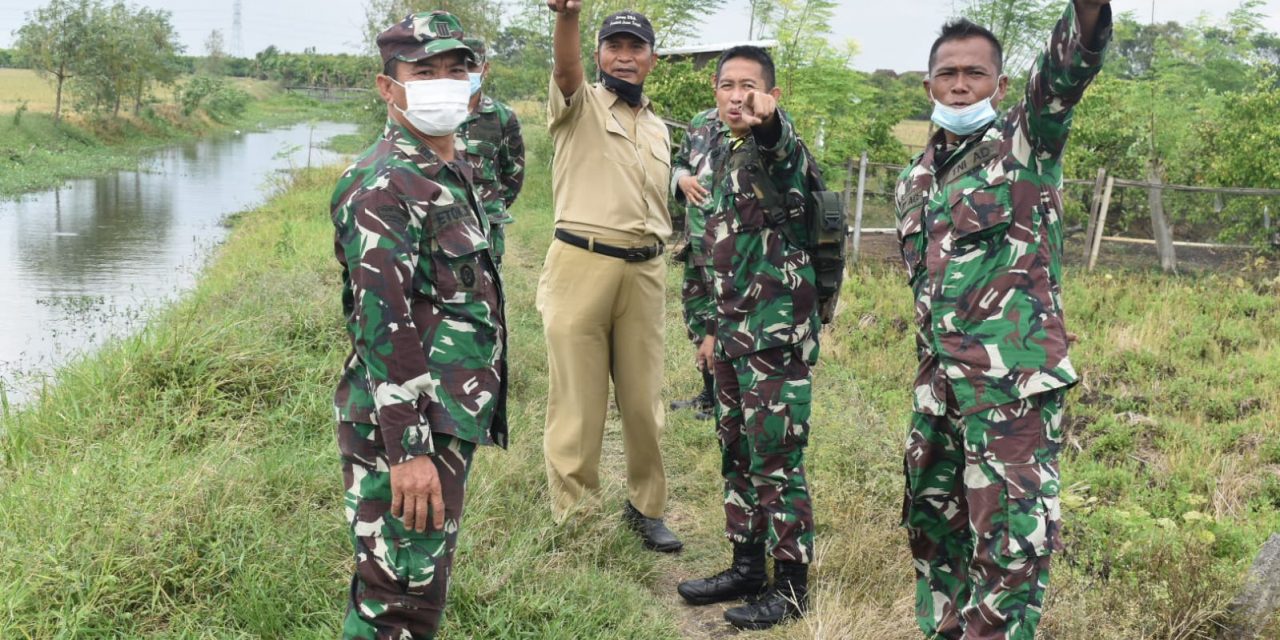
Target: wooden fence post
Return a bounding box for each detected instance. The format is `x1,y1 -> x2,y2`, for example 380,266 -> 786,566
1088,175 -> 1115,271
851,151 -> 869,265
1147,159 -> 1177,273
1083,167 -> 1107,261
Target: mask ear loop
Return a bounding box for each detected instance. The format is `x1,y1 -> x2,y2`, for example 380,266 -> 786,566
987,75 -> 1007,105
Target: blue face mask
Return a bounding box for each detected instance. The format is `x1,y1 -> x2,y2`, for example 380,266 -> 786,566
929,83 -> 1002,136
468,72 -> 483,96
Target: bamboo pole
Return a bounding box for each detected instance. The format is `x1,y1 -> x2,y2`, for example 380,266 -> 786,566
1097,236 -> 1257,250
851,151 -> 868,265
1082,167 -> 1107,261
1147,160 -> 1177,272
841,158 -> 856,276
1088,176 -> 1115,271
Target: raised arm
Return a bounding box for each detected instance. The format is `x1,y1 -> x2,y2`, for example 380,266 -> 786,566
1019,0 -> 1113,160
548,0 -> 584,98
1075,0 -> 1110,46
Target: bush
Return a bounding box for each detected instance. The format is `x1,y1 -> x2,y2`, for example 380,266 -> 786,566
644,59 -> 712,124
179,76 -> 249,122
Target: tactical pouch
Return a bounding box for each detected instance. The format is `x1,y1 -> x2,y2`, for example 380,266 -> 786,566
808,189 -> 846,324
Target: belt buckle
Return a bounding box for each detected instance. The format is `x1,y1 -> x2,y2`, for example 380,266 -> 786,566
625,247 -> 649,262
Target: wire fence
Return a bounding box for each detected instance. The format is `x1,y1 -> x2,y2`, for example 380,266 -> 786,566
841,154 -> 1280,274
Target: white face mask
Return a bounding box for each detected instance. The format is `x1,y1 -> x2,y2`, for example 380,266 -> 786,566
929,79 -> 1004,136
389,77 -> 471,136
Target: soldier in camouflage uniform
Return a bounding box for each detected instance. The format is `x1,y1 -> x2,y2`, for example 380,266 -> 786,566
331,12 -> 506,639
458,37 -> 525,267
675,46 -> 816,632
669,106 -> 720,420
893,2 -> 1111,638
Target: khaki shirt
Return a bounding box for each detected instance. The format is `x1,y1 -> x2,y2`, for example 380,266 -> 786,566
547,75 -> 672,241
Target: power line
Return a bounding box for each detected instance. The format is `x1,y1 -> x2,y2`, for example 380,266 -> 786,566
232,0 -> 243,56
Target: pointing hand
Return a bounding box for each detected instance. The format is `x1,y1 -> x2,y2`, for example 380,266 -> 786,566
740,91 -> 778,128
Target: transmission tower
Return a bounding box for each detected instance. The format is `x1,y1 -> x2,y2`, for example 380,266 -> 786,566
232,0 -> 243,56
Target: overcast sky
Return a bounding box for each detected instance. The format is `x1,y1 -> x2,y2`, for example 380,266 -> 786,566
2,0 -> 1278,73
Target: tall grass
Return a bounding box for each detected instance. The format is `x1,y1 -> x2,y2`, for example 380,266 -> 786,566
1,106 -> 1277,638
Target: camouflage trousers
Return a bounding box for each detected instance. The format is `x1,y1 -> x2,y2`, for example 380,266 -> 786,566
339,422 -> 477,640
713,346 -> 815,564
901,389 -> 1065,640
679,257 -> 713,346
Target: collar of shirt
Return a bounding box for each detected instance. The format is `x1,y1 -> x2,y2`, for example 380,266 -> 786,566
475,95 -> 497,114
462,96 -> 499,127
383,119 -> 457,181
711,113 -> 730,136
928,121 -> 998,174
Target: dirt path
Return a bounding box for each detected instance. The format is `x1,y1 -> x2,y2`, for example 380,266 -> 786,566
597,405 -> 746,639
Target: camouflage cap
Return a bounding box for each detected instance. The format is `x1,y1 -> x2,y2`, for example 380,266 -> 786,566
376,11 -> 476,67
462,37 -> 487,64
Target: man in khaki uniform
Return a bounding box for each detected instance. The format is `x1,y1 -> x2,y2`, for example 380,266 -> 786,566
539,0 -> 681,552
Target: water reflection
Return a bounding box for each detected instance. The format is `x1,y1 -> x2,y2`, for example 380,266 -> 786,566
0,120 -> 358,404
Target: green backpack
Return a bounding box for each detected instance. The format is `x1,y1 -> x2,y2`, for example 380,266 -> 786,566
796,143 -> 847,325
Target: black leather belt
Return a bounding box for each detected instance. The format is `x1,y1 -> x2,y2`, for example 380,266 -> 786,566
555,229 -> 663,262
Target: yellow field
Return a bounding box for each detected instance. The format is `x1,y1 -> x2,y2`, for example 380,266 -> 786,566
893,118 -> 933,149
0,68 -> 57,113
0,68 -> 276,114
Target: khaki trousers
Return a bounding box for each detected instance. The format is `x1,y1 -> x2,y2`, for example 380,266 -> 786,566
537,236 -> 668,519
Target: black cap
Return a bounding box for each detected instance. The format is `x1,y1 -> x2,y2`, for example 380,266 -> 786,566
598,11 -> 654,46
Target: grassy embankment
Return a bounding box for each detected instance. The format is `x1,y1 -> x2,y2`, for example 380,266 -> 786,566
0,68 -> 360,198
1,103 -> 1278,638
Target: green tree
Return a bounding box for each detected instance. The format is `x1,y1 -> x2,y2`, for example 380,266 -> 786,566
201,29 -> 227,76
745,0 -> 908,171
74,1 -> 133,116
487,8 -> 555,101
66,2 -> 182,117
363,0 -> 504,53
753,0 -> 840,94
643,58 -> 711,123
746,0 -> 777,40
1206,86 -> 1280,241
126,7 -> 182,114
13,0 -> 96,123
959,0 -> 1060,77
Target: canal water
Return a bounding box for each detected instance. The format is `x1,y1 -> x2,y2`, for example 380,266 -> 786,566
0,120 -> 359,405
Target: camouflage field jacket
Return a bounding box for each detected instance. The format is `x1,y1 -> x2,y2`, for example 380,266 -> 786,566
894,2 -> 1111,416
331,120 -> 508,462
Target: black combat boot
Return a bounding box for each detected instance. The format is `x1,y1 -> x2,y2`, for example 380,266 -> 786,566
672,371 -> 715,415
676,543 -> 768,605
670,387 -> 713,412
723,560 -> 808,630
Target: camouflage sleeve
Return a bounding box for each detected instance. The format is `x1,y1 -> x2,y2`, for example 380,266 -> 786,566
682,262 -> 715,345
755,112 -> 806,194
499,108 -> 525,209
1019,1 -> 1112,160
671,123 -> 696,205
340,188 -> 436,462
